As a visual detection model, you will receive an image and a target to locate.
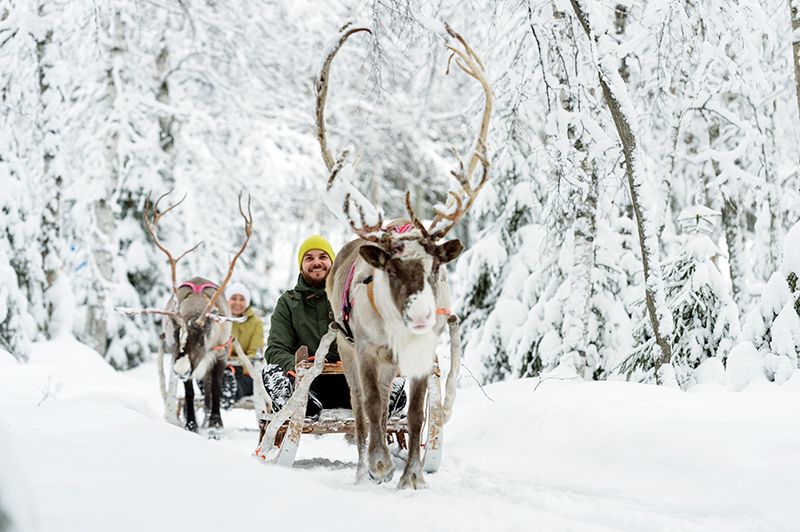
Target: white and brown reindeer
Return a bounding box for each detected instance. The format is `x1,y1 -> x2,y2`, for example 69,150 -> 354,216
317,25 -> 492,488
118,191 -> 253,436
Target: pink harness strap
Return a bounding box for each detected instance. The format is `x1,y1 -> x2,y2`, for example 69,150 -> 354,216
391,222 -> 414,234
179,281 -> 218,294
341,222 -> 414,318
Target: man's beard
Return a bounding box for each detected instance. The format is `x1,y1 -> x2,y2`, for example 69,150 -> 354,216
302,269 -> 328,288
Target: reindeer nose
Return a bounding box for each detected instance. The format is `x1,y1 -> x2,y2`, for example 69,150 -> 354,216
409,310 -> 433,331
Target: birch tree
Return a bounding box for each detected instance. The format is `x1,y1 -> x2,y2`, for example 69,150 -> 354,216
568,0 -> 673,381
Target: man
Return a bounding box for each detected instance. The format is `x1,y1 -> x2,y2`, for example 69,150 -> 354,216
262,235 -> 405,420
262,235 -> 348,419
220,282 -> 264,409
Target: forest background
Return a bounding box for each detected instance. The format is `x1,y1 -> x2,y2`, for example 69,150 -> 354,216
3,0 -> 800,391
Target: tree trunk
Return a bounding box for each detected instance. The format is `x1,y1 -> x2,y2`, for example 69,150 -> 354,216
561,169 -> 598,377
720,198 -> 745,305
569,0 -> 673,378
35,0 -> 66,338
789,0 -> 800,118
156,42 -> 175,181
707,124 -> 745,306
87,11 -> 125,355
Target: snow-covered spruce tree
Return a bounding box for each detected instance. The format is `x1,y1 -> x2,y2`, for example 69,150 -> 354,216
457,159 -> 539,384
621,205 -> 739,387
451,2 -> 562,384
0,233 -> 33,363
0,0 -> 54,350
56,3 -> 167,367
456,2 -> 636,383
568,0 -> 674,382
735,221 -> 800,385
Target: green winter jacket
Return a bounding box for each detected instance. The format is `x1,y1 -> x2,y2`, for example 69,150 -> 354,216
264,274 -> 337,373
230,307 -> 264,373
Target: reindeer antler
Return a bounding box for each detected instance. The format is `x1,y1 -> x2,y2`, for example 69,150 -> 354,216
407,25 -> 493,241
316,24 -> 372,173
199,192 -> 253,323
316,24 -> 384,243
144,191 -> 204,299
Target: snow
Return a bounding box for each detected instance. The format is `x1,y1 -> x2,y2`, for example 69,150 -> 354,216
725,342 -> 768,391
3,339 -> 800,531
770,303 -> 800,365
779,221 -> 800,276
691,356 -> 725,388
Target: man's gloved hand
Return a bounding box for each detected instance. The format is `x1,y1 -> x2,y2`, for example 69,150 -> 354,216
295,345 -> 309,364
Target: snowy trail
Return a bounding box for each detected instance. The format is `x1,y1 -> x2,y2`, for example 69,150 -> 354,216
2,339 -> 800,532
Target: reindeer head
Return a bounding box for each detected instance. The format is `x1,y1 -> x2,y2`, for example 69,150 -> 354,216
315,24 -> 491,335
358,234 -> 462,334
170,278 -> 229,380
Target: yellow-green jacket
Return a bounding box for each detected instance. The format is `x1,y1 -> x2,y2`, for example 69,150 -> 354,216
231,307 -> 264,372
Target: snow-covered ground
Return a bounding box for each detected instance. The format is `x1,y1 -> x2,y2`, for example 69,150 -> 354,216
2,338 -> 799,532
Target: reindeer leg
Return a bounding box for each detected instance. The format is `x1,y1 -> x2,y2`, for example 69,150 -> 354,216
207,360 -> 224,439
338,337 -> 368,483
184,380 -> 198,432
361,358 -> 395,483
200,374 -> 212,429
349,378 -> 369,484
398,376 -> 428,489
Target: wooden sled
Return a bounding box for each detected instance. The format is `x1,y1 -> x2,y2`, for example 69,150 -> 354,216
253,318 -> 461,474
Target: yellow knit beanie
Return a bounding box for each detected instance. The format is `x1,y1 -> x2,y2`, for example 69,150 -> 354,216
297,235 -> 336,270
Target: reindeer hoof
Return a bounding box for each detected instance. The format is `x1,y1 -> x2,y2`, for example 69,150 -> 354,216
206,426 -> 224,440
398,470 -> 427,490
185,420 -> 198,433
367,458 -> 395,484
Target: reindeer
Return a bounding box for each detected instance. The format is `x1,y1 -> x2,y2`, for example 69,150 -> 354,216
316,25 -> 492,488
119,192 -> 253,436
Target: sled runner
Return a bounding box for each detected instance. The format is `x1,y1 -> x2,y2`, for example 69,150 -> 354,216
253,318 -> 461,473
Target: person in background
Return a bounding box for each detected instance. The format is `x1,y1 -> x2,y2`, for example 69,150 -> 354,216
221,282 -> 264,409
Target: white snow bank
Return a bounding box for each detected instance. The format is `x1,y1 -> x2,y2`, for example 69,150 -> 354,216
0,335 -> 161,420
450,377 -> 800,531
725,341 -> 768,391
0,420 -> 37,532
2,339 -> 800,531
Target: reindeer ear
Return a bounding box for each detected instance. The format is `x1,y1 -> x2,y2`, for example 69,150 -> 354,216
359,245 -> 391,269
434,239 -> 464,264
